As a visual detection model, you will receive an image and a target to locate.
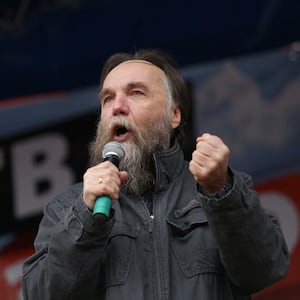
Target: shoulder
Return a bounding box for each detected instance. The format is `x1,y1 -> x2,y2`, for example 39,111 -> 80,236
44,182 -> 83,215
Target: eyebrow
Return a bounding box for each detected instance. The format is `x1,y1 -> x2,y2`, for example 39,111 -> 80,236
98,88 -> 111,101
127,81 -> 149,92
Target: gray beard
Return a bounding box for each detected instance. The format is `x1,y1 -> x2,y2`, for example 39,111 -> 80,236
89,114 -> 172,196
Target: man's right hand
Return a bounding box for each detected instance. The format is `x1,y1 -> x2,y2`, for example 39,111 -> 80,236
83,161 -> 128,211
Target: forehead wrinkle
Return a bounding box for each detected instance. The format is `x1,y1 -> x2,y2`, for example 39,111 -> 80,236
107,59 -> 165,81
103,62 -> 166,90
99,81 -> 149,98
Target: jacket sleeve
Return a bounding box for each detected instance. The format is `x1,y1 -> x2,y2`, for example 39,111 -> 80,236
201,170 -> 290,293
22,184 -> 114,300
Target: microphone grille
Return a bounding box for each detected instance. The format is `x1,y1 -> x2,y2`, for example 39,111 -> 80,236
102,142 -> 125,160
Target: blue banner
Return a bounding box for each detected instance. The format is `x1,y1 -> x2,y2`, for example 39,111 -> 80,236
182,46 -> 300,183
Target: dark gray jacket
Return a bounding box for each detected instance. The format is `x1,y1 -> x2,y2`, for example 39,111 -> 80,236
22,145 -> 289,300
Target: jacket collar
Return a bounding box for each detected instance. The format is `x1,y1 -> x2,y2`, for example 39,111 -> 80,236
153,142 -> 185,192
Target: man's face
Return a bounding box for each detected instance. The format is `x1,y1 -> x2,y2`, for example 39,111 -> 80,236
99,60 -> 180,144
89,60 -> 181,194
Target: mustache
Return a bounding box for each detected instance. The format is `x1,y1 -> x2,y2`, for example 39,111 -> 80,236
106,116 -> 138,136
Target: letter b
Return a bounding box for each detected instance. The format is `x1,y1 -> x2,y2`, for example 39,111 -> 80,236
12,133 -> 74,219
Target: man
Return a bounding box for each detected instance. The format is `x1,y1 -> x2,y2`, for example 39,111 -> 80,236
22,49 -> 289,299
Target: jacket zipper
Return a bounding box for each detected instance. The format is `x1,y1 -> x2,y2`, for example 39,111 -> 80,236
150,201 -> 166,300
148,153 -> 166,299
149,214 -> 154,233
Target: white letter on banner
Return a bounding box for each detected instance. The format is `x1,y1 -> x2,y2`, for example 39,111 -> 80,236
12,133 -> 74,219
260,191 -> 299,254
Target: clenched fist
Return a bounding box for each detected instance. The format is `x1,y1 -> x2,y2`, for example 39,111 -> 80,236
189,133 -> 230,193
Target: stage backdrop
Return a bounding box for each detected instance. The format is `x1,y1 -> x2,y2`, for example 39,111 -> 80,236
1,45 -> 299,299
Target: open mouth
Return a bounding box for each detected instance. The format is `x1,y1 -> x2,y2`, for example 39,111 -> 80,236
115,126 -> 128,136
113,125 -> 131,141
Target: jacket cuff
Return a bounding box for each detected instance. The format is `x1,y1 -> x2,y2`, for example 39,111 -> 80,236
198,167 -> 234,200
71,193 -> 115,238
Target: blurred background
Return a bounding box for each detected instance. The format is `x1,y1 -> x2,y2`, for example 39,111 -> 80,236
0,0 -> 300,299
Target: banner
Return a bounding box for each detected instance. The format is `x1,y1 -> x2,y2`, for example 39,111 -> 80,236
1,46 -> 300,299
0,86 -> 100,299
0,87 -> 99,233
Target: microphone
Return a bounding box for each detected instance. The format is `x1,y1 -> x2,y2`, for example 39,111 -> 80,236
93,141 -> 125,223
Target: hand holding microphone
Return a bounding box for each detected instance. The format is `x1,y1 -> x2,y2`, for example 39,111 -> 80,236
93,142 -> 125,222
83,142 -> 127,223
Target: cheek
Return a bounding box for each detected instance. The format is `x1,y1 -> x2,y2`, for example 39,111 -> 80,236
100,109 -> 112,124
129,107 -> 147,125
133,112 -> 161,130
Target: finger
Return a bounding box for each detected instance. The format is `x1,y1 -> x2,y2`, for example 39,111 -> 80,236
190,151 -> 220,178
196,133 -> 212,144
189,160 -> 209,181
196,135 -> 229,161
96,180 -> 121,200
197,133 -> 223,149
192,149 -> 208,167
195,140 -> 214,159
84,178 -> 121,210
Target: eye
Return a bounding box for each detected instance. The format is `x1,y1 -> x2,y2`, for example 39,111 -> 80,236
131,90 -> 143,96
102,95 -> 113,104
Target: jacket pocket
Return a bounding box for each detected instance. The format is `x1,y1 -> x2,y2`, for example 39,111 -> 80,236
166,204 -> 224,278
103,225 -> 138,288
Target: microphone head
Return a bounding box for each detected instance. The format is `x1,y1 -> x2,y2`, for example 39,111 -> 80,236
102,141 -> 125,160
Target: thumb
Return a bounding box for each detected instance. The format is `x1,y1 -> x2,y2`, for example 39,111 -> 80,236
119,171 -> 129,185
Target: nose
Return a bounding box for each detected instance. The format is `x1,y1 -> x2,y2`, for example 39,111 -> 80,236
112,93 -> 129,116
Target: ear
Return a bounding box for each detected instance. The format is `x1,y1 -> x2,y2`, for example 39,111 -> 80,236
171,105 -> 181,129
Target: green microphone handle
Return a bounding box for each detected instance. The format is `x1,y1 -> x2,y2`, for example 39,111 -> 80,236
93,154 -> 120,222
93,195 -> 111,218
